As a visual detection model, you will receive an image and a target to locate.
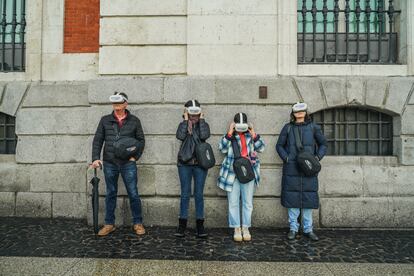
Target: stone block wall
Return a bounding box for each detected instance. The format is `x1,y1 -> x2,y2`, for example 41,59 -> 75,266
0,76 -> 414,228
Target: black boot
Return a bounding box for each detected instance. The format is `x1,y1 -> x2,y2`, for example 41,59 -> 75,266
174,218 -> 187,237
196,219 -> 208,238
287,230 -> 297,240
304,231 -> 319,241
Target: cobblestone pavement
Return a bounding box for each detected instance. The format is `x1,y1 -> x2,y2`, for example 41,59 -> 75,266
0,218 -> 413,263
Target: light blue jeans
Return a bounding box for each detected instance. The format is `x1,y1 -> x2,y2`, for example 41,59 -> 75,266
227,179 -> 255,228
288,208 -> 313,233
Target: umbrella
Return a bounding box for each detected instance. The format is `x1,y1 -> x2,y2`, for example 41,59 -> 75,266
89,164 -> 101,235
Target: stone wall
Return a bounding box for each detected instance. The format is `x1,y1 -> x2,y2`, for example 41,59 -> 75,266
0,77 -> 413,228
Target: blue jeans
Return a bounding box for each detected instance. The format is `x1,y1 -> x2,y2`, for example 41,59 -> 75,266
227,179 -> 255,228
103,161 -> 142,225
288,208 -> 313,233
178,165 -> 208,220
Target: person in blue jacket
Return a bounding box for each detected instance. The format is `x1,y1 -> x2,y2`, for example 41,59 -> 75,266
276,102 -> 327,241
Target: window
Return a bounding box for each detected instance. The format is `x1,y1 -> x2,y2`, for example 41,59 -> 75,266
0,112 -> 17,154
297,0 -> 400,64
311,107 -> 393,155
0,0 -> 26,72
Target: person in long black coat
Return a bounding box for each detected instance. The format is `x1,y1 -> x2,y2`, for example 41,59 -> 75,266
276,102 -> 327,241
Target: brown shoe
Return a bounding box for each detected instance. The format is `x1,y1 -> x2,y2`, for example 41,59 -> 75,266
133,224 -> 146,235
97,224 -> 115,236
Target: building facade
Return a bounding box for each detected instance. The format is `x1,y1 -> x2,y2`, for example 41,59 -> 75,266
0,0 -> 413,228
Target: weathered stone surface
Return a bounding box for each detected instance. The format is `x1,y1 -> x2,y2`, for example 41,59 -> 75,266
365,78 -> 388,108
0,163 -> 30,192
215,78 -> 299,104
87,165 -> 156,197
16,192 -> 52,217
188,0 -> 277,15
16,108 -> 89,135
30,164 -> 87,193
101,0 -> 187,16
346,78 -> 365,105
318,162 -> 364,196
400,136 -> 414,165
16,136 -> 88,163
363,165 -> 414,196
23,82 -> 89,107
87,196 -> 124,226
164,77 -> 216,104
101,17 -> 186,45
294,78 -> 326,112
0,82 -> 7,101
321,78 -> 347,107
0,192 -> 15,216
88,78 -> 163,104
52,192 -> 86,218
385,78 -> 414,114
321,197 -> 414,228
187,45 -> 277,76
99,46 -> 186,75
188,15 -> 277,45
0,82 -> 29,116
402,105 -> 414,134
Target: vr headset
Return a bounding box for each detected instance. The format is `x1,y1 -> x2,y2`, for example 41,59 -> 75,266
292,102 -> 308,113
186,100 -> 201,115
109,93 -> 128,104
235,113 -> 249,132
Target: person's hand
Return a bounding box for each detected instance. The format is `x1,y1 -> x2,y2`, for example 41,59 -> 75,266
129,157 -> 136,162
183,109 -> 189,121
91,160 -> 103,169
248,123 -> 256,138
228,122 -> 236,136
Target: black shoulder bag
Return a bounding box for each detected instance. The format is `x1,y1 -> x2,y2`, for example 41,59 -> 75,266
231,136 -> 255,183
293,126 -> 321,177
112,123 -> 142,160
193,130 -> 215,169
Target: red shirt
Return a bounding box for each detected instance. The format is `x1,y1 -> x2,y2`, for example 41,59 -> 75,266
114,112 -> 127,128
238,132 -> 248,158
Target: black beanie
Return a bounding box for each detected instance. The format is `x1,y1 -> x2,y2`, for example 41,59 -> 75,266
184,99 -> 201,108
234,113 -> 248,124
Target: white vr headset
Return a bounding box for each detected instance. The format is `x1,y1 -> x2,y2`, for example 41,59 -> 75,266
186,100 -> 201,115
235,113 -> 249,132
109,93 -> 128,103
292,102 -> 308,113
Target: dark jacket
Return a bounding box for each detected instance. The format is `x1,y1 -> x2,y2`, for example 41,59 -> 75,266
176,119 -> 210,166
92,110 -> 145,165
276,120 -> 327,209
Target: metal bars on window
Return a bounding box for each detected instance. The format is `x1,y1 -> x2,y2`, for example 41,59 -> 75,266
0,112 -> 17,154
297,0 -> 400,64
311,107 -> 393,155
0,0 -> 26,72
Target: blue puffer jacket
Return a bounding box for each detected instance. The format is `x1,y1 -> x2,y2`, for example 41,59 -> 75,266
276,120 -> 327,209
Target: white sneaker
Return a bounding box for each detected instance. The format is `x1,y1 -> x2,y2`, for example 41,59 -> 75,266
242,227 -> 251,241
233,227 -> 242,242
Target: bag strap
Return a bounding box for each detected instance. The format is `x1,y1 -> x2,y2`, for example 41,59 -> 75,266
230,135 -> 242,159
113,123 -> 120,140
293,126 -> 304,152
192,127 -> 201,145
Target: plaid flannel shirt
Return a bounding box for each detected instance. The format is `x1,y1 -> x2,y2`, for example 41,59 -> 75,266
217,132 -> 265,192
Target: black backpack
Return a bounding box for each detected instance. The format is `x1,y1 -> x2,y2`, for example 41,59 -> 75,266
193,130 -> 215,169
293,125 -> 321,177
231,136 -> 255,184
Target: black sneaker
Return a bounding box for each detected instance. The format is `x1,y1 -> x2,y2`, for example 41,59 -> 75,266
304,231 -> 319,241
174,218 -> 187,237
287,230 -> 297,240
196,219 -> 208,238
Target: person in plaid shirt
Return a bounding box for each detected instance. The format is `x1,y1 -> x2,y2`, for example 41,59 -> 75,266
217,113 -> 265,242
